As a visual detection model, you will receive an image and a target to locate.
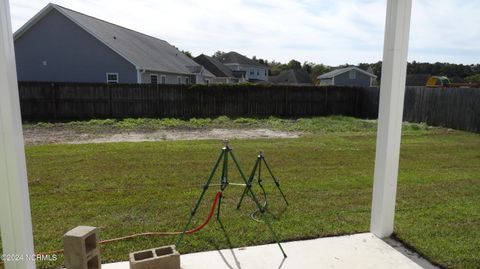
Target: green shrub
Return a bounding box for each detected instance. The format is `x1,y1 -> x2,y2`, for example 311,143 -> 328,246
158,118 -> 185,128
189,118 -> 212,127
233,117 -> 258,125
212,116 -> 231,125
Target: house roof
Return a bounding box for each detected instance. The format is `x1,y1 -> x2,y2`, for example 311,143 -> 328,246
269,69 -> 313,85
194,54 -> 234,78
14,3 -> 200,75
318,66 -> 377,79
216,51 -> 266,68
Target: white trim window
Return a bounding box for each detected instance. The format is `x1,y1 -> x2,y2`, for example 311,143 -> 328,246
161,75 -> 166,84
106,73 -> 119,84
177,76 -> 182,85
185,77 -> 189,85
150,74 -> 158,84
349,70 -> 356,79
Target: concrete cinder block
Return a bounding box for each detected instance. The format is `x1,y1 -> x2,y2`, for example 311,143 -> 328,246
129,245 -> 180,269
64,226 -> 101,269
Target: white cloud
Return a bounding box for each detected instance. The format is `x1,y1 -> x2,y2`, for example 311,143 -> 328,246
8,0 -> 480,65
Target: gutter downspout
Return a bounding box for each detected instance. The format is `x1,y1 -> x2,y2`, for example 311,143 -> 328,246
136,67 -> 145,84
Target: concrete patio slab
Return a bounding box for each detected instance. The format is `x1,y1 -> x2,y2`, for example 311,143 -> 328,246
103,233 -> 437,269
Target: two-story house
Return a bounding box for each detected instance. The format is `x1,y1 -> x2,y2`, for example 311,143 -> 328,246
215,51 -> 268,82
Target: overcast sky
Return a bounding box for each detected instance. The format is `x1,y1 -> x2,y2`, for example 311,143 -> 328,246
8,0 -> 480,66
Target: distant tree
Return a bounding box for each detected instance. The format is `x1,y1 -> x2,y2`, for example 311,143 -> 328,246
213,51 -> 226,58
252,56 -> 266,65
310,64 -> 331,82
465,74 -> 480,83
287,59 -> 302,70
181,50 -> 193,58
270,63 -> 289,76
371,61 -> 382,82
302,61 -> 315,74
358,63 -> 371,71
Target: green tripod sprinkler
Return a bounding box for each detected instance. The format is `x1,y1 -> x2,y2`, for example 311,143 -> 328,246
176,140 -> 287,258
236,150 -> 289,211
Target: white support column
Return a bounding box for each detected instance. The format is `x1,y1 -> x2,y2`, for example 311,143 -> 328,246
0,0 -> 36,268
370,0 -> 412,238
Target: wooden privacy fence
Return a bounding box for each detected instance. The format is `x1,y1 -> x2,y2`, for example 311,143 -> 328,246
18,82 -> 363,120
361,86 -> 480,133
18,82 -> 480,133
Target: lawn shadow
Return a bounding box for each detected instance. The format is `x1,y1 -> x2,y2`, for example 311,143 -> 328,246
204,218 -> 242,269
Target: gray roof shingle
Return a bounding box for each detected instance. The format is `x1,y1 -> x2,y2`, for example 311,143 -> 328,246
318,66 -> 377,79
216,51 -> 266,68
269,69 -> 313,85
194,54 -> 234,77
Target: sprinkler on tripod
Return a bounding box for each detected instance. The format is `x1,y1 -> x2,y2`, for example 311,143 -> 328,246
175,140 -> 287,258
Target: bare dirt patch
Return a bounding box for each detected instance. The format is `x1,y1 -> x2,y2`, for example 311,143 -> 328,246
23,128 -> 301,145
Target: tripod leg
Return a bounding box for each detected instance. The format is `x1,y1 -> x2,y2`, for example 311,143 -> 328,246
176,150 -> 225,248
236,157 -> 259,209
263,158 -> 289,206
229,151 -> 287,258
216,192 -> 222,220
257,159 -> 268,210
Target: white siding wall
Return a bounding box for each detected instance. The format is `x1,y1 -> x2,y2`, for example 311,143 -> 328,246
140,71 -> 194,85
224,63 -> 268,81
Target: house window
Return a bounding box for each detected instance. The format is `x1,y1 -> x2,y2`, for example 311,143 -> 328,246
177,76 -> 182,84
349,70 -> 356,79
150,74 -> 158,84
250,68 -> 254,75
106,73 -> 118,84
161,75 -> 166,84
265,69 -> 267,76
185,77 -> 189,84
257,70 -> 260,75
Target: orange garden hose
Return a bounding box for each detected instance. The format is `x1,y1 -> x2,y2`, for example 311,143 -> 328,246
0,191 -> 221,267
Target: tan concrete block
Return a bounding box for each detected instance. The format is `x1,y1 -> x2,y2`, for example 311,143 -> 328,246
129,245 -> 180,269
64,226 -> 101,269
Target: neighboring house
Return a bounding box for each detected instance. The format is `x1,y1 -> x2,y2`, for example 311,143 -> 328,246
317,66 -> 377,87
269,69 -> 313,86
14,3 -> 207,84
193,54 -> 245,84
215,51 -> 268,82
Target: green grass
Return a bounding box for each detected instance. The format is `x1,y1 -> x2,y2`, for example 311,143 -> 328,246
2,117 -> 479,268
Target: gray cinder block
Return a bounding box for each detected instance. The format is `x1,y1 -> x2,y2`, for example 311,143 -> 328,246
129,245 -> 180,269
63,226 -> 101,269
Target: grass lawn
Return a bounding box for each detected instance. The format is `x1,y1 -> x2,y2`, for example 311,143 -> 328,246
1,117 -> 479,268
